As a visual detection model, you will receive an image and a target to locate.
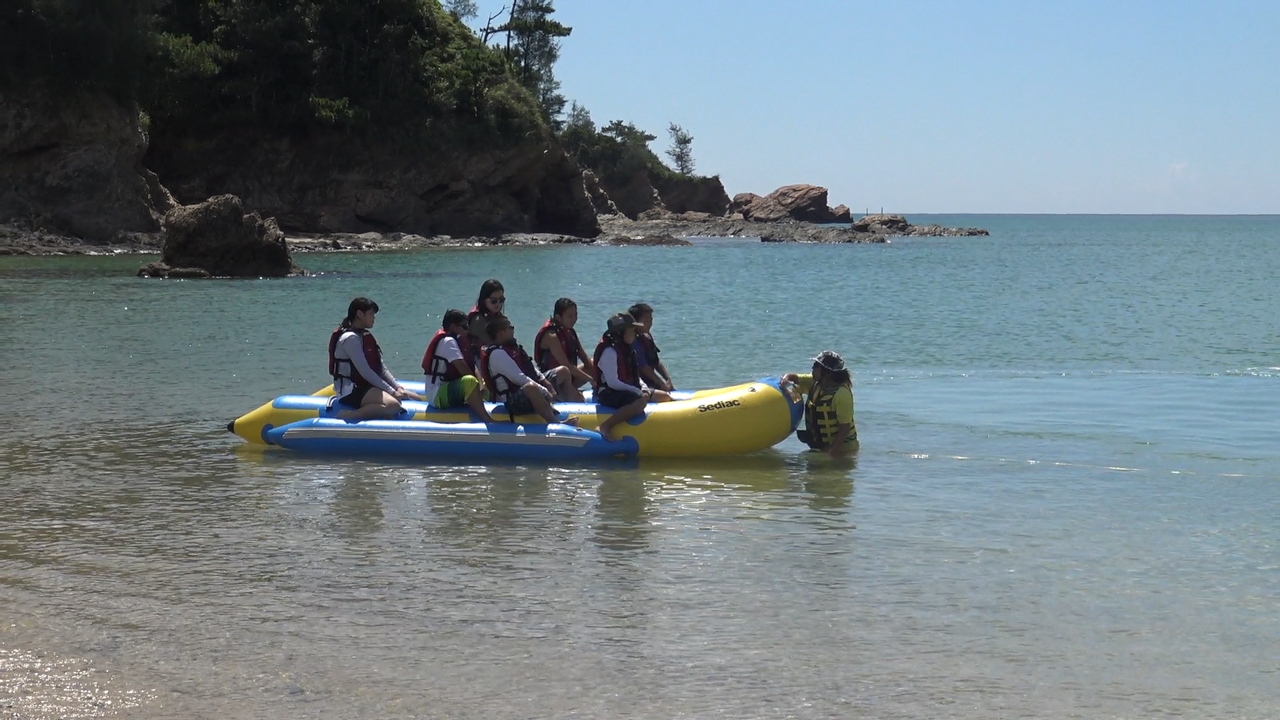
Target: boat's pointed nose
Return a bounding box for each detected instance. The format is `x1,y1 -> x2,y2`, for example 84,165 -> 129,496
226,420 -> 236,434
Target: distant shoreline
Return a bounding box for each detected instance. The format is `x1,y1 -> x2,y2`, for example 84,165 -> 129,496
1,213 -> 990,257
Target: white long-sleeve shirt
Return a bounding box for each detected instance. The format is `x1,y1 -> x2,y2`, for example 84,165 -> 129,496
597,346 -> 646,395
334,331 -> 397,396
486,346 -> 544,391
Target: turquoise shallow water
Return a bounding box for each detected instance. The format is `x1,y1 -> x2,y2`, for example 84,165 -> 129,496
2,215 -> 1278,718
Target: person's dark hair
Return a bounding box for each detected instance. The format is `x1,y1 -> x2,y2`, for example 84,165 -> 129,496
627,302 -> 653,322
552,297 -> 576,320
476,278 -> 505,312
486,315 -> 512,340
342,297 -> 379,328
824,368 -> 852,387
442,308 -> 468,330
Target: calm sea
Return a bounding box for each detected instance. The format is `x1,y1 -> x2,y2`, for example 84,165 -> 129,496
2,215 -> 1277,719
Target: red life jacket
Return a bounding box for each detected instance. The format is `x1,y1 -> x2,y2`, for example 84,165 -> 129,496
328,326 -> 384,389
592,334 -> 639,390
421,329 -> 475,382
479,342 -> 538,403
534,319 -> 583,372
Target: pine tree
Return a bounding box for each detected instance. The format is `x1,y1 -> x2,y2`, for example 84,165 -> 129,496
666,123 -> 695,176
500,0 -> 572,129
445,0 -> 478,22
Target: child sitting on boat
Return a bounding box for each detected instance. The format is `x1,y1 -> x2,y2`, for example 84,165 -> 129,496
534,297 -> 595,401
594,312 -> 673,441
480,316 -> 578,426
421,308 -> 495,423
328,297 -> 422,421
627,302 -> 675,392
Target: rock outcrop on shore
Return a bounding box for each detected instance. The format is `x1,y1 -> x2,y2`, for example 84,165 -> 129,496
852,214 -> 989,236
2,87 -> 608,254
594,169 -> 667,218
145,130 -> 600,239
592,169 -> 733,219
0,85 -> 174,244
652,175 -> 732,216
0,88 -> 987,258
582,170 -> 621,216
598,214 -> 887,244
731,185 -> 850,223
138,195 -> 300,278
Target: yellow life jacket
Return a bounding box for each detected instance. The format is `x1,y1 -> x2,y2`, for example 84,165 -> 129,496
803,382 -> 856,449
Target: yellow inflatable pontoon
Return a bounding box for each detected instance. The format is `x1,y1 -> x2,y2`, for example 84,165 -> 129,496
228,377 -> 804,459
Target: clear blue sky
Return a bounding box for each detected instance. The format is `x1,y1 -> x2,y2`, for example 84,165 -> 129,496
471,1 -> 1279,214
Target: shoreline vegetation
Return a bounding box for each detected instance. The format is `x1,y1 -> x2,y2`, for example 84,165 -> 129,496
1,1 -> 986,269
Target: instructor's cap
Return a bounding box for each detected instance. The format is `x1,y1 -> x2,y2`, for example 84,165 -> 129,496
812,350 -> 845,372
606,312 -> 644,335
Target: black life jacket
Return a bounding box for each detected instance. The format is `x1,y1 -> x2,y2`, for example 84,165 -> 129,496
592,334 -> 639,391
328,326 -> 383,389
480,342 -> 538,404
634,332 -> 661,366
467,305 -> 498,359
421,329 -> 475,383
534,319 -> 583,372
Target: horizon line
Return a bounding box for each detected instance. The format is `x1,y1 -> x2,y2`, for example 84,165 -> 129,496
873,212 -> 1280,217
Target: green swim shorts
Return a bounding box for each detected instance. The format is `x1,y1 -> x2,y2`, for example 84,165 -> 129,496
433,375 -> 481,408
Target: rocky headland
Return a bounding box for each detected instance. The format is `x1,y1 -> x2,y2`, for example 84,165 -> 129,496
1,88 -> 986,266
1,2 -> 987,274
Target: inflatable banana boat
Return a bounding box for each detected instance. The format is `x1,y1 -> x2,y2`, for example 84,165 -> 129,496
228,377 -> 804,459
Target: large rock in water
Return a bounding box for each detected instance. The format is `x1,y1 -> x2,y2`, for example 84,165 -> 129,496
851,213 -> 910,234
0,85 -> 175,242
146,130 -> 599,238
737,184 -> 846,223
142,195 -> 299,277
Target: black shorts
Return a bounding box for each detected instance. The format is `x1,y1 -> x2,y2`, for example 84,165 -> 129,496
596,387 -> 643,408
337,385 -> 374,408
797,429 -> 858,450
504,391 -> 535,415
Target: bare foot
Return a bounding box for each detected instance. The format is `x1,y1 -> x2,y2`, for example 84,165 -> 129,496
560,415 -> 580,427
598,424 -> 617,441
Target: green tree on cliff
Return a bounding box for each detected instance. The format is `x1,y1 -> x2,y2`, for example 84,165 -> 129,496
445,0 -> 479,22
492,0 -> 572,130
142,0 -> 543,140
666,123 -> 695,176
562,113 -> 678,187
560,102 -> 596,154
